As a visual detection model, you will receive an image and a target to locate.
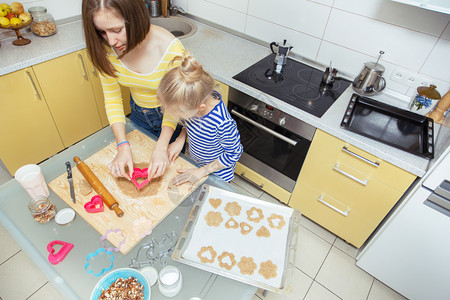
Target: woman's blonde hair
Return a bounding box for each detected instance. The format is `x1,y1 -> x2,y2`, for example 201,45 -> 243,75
157,51 -> 215,111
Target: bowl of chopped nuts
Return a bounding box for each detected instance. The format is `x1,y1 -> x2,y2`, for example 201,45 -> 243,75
91,268 -> 151,300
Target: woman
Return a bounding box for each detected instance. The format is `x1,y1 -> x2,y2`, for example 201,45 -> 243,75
82,0 -> 184,180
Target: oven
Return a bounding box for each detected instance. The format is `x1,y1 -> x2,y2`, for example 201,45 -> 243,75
228,87 -> 315,193
228,52 -> 351,193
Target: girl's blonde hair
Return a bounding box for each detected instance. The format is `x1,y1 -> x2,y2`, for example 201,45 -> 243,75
157,51 -> 215,110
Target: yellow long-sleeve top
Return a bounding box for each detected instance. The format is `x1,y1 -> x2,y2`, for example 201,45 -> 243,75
99,38 -> 184,129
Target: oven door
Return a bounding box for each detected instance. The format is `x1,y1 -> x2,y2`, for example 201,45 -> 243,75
229,102 -> 312,192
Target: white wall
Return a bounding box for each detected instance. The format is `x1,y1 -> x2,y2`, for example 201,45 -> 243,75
178,0 -> 450,97
21,0 -> 81,21
26,0 -> 449,97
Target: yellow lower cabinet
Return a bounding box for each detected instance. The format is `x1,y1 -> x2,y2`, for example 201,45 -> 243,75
235,162 -> 291,204
289,129 -> 416,248
215,80 -> 229,106
0,68 -> 64,174
32,51 -> 102,147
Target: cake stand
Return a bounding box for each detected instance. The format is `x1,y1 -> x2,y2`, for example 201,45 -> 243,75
0,18 -> 33,46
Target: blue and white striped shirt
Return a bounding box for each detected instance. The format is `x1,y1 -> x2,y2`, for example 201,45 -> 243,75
185,93 -> 243,182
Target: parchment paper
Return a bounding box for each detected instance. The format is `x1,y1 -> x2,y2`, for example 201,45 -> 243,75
181,186 -> 294,288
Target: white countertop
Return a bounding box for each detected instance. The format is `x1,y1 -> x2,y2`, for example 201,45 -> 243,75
1,16 -> 444,177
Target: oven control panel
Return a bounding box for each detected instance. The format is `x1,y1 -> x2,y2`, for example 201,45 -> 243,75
228,87 -> 316,141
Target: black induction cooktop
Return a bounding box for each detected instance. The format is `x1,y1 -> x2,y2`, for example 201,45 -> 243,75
233,53 -> 351,118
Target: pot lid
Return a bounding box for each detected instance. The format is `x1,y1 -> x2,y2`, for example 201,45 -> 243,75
417,84 -> 441,100
364,62 -> 385,73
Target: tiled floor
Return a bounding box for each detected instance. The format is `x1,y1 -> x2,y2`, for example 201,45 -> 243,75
0,172 -> 407,300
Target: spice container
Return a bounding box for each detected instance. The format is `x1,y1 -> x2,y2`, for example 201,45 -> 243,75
28,196 -> 56,223
410,84 -> 441,115
28,6 -> 57,37
158,265 -> 182,297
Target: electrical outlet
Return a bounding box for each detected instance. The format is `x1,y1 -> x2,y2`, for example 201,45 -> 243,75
391,69 -> 434,88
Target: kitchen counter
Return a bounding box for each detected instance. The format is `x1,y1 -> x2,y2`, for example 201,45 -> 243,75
0,121 -> 258,300
1,16 -> 446,177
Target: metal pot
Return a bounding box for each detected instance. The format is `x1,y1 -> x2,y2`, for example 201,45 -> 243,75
352,62 -> 386,96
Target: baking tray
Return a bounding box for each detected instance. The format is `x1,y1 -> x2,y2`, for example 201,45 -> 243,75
172,184 -> 301,295
341,94 -> 434,158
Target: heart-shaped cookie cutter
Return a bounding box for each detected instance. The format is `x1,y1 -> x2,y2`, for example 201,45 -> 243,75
131,167 -> 151,190
84,195 -> 104,213
47,240 -> 74,265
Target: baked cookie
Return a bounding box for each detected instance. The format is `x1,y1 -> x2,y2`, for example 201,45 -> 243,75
238,256 -> 257,275
256,225 -> 271,238
204,211 -> 223,227
268,213 -> 286,230
224,201 -> 242,216
246,207 -> 264,223
259,260 -> 278,279
218,251 -> 237,270
197,246 -> 217,264
225,217 -> 239,229
240,222 -> 253,235
209,198 -> 222,209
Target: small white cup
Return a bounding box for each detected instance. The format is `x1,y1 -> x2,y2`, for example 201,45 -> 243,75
15,164 -> 50,199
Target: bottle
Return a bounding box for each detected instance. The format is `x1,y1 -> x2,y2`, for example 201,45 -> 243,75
28,196 -> 56,223
158,265 -> 183,297
28,6 -> 57,37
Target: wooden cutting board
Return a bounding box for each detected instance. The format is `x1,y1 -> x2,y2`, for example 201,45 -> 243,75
49,129 -> 205,255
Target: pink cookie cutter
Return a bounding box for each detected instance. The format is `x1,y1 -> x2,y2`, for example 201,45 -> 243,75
100,228 -> 126,252
131,167 -> 151,190
84,195 -> 104,213
132,217 -> 153,238
47,240 -> 74,265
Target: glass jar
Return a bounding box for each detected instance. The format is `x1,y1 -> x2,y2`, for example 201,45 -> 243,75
28,6 -> 57,37
158,265 -> 183,297
28,196 -> 56,223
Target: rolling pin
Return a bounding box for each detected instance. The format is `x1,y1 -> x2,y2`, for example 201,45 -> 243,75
73,156 -> 124,217
429,90 -> 450,123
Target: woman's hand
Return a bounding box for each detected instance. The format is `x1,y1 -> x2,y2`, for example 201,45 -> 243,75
107,145 -> 133,180
147,147 -> 169,180
167,128 -> 186,163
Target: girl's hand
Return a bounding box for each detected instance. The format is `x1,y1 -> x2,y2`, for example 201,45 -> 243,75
148,147 -> 169,179
107,146 -> 133,180
167,138 -> 185,163
171,168 -> 206,190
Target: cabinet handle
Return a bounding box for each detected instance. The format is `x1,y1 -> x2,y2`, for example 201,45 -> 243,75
239,172 -> 264,189
78,54 -> 88,80
342,146 -> 380,167
25,71 -> 41,100
333,163 -> 369,186
318,195 -> 349,216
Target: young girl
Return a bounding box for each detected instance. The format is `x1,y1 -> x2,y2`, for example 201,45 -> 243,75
157,54 -> 243,185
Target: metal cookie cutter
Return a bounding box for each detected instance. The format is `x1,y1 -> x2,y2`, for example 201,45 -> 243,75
129,231 -> 178,269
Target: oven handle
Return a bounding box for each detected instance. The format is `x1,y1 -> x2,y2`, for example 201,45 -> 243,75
231,108 -> 298,146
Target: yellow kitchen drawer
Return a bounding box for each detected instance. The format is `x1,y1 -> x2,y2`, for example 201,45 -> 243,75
296,150 -> 403,218
235,162 -> 291,204
290,181 -> 380,247
311,130 -> 415,191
